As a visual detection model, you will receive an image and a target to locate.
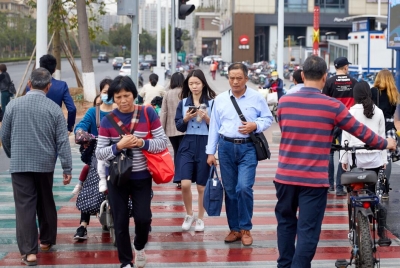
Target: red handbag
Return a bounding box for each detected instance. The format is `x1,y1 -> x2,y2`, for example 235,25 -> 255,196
142,107 -> 175,184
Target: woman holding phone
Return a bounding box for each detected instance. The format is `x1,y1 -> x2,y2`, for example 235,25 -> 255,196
174,69 -> 216,232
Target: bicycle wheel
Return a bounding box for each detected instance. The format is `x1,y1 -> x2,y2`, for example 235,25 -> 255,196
355,212 -> 374,268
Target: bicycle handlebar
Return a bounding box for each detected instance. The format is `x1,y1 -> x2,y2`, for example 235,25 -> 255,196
331,140 -> 376,151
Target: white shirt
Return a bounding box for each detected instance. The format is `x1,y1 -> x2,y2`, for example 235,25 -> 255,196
285,83 -> 304,95
139,83 -> 165,105
340,104 -> 387,168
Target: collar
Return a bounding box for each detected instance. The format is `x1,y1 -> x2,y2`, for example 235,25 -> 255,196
184,95 -> 211,107
299,87 -> 322,93
27,89 -> 47,96
229,86 -> 248,99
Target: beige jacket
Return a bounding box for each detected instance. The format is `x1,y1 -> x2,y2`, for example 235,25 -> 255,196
160,87 -> 185,137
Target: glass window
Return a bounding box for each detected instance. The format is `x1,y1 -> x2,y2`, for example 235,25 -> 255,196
282,0 -> 308,13
315,0 -> 345,13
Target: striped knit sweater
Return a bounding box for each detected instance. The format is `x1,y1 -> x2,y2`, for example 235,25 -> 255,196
95,106 -> 168,180
275,87 -> 388,187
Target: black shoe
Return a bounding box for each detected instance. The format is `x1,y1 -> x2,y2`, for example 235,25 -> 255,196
74,226 -> 87,240
328,186 -> 335,192
382,193 -> 389,200
336,190 -> 347,196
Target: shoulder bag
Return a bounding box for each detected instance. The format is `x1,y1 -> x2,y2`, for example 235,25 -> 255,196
106,107 -> 141,186
142,106 -> 175,184
203,165 -> 223,216
230,95 -> 271,161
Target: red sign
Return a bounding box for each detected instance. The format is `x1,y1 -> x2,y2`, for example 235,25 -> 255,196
239,35 -> 249,45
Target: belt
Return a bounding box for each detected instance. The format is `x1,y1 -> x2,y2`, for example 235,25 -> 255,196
220,135 -> 252,144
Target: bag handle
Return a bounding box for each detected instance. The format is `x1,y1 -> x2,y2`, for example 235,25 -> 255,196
96,104 -> 101,130
106,113 -> 126,136
229,93 -> 258,144
143,106 -> 152,139
209,164 -> 219,180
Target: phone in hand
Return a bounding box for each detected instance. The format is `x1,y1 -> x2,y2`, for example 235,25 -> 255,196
188,106 -> 198,113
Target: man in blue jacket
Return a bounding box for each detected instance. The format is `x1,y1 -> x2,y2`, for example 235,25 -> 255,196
27,54 -> 76,134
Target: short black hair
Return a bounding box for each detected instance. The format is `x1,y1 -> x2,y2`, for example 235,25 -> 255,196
39,54 -> 57,75
170,72 -> 185,89
228,62 -> 248,77
107,76 -> 138,101
302,55 -> 327,81
149,73 -> 159,87
99,78 -> 113,91
0,64 -> 7,72
292,69 -> 303,84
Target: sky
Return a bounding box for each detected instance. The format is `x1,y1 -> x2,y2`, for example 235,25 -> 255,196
105,0 -> 199,14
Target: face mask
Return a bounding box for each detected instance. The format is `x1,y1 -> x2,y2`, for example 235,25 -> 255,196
271,76 -> 277,80
101,94 -> 113,105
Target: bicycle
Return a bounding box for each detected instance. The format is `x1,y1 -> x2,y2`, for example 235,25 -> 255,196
332,141 -> 391,268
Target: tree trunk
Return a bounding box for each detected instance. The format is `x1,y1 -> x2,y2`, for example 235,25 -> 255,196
76,0 -> 96,102
53,29 -> 61,80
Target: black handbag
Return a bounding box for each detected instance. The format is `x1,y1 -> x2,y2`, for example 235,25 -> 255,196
106,113 -> 134,187
230,95 -> 271,161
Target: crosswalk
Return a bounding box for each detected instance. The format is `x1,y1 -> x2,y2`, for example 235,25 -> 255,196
0,144 -> 399,267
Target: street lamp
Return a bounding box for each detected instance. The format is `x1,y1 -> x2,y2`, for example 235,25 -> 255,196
297,36 -> 305,65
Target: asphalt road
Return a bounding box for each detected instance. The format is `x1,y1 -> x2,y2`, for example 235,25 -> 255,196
4,58 -> 154,92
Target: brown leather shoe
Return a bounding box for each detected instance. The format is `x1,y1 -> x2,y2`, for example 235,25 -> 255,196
224,231 -> 242,243
241,230 -> 253,246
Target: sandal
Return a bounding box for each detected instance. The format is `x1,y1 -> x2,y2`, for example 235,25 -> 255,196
21,254 -> 37,266
39,243 -> 52,251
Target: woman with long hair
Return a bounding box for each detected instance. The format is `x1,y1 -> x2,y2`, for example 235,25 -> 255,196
174,69 -> 216,232
371,69 -> 400,198
139,73 -> 165,105
160,72 -> 186,189
340,81 -> 387,180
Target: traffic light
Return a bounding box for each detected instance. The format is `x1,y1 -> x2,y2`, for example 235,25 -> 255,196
178,0 -> 195,20
175,27 -> 183,52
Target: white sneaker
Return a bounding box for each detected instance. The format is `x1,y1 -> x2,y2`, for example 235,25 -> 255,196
122,264 -> 132,268
134,248 -> 147,268
72,184 -> 82,195
99,179 -> 107,192
182,214 -> 196,231
194,219 -> 204,232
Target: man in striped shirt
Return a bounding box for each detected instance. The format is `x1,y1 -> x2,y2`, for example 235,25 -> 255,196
274,55 -> 396,268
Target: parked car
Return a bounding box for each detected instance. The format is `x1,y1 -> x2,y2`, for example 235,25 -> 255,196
118,65 -> 144,87
203,55 -> 222,64
139,60 -> 156,70
124,58 -> 131,64
98,52 -> 109,63
112,57 -> 124,70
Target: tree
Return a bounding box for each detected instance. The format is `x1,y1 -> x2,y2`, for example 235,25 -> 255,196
109,23 -> 132,50
76,0 -> 96,102
139,29 -> 156,54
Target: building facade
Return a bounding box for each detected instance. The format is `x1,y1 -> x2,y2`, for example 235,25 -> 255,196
0,0 -> 32,18
218,0 -> 388,64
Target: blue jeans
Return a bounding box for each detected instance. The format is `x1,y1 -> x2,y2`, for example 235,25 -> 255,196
328,152 -> 344,191
218,137 -> 258,231
274,182 -> 327,268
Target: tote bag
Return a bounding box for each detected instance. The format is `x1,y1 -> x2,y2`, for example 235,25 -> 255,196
203,165 -> 223,216
142,107 -> 175,184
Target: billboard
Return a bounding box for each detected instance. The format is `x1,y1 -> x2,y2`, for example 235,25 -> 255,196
387,1 -> 400,48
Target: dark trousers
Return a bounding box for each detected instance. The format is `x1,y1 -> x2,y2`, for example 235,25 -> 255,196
80,212 -> 91,225
11,172 -> 57,255
107,177 -> 152,266
169,135 -> 183,164
274,182 -> 327,268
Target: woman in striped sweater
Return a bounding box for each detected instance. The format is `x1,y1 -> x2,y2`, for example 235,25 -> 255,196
96,76 -> 168,268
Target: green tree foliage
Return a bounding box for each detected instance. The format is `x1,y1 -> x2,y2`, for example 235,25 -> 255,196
139,29 -> 156,54
0,13 -> 36,58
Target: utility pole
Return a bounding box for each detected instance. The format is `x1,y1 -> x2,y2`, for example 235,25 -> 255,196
153,0 -> 165,86
171,0 -> 176,73
277,0 -> 284,77
36,0 -> 48,68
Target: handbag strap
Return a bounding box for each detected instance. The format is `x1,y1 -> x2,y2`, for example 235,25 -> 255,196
229,93 -> 258,143
143,106 -> 152,139
209,164 -> 219,179
106,106 -> 142,136
95,104 -> 101,130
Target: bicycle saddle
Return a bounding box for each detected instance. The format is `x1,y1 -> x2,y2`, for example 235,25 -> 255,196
341,168 -> 377,186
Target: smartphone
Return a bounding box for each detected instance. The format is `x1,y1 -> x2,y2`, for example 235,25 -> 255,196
188,106 -> 198,113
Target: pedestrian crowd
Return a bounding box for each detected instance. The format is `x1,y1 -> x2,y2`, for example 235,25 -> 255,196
0,54 -> 398,268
